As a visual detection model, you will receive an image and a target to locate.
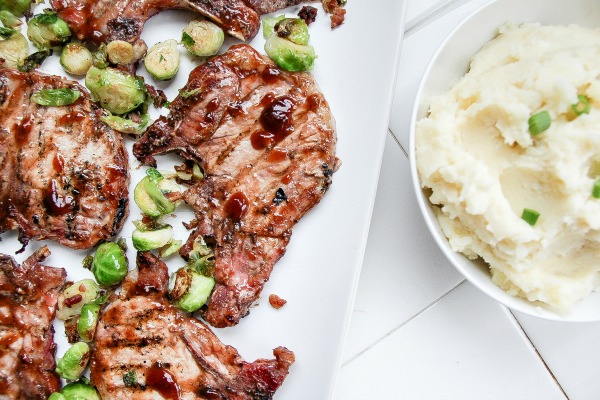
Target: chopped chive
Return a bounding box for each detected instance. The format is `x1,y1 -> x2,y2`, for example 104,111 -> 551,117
593,179 -> 600,199
572,94 -> 591,116
528,111 -> 551,136
521,208 -> 540,226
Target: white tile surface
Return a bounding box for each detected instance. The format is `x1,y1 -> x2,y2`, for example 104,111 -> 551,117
335,0 -> 600,399
514,313 -> 600,400
341,136 -> 463,361
334,283 -> 565,400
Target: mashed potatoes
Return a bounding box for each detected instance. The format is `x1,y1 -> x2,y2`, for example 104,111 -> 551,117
416,23 -> 600,309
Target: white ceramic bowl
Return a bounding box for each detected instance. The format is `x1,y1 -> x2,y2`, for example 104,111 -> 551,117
409,0 -> 600,321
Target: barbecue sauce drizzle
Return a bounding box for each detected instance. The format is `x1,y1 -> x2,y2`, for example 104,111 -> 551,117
225,192 -> 249,222
146,365 -> 181,400
43,179 -> 74,216
251,95 -> 296,151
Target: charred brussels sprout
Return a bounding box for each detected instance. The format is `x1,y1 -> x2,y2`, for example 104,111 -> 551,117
60,43 -> 93,75
92,241 -> 128,286
0,28 -> 28,69
56,342 -> 90,381
262,15 -> 285,39
274,18 -> 309,45
0,0 -> 32,16
77,303 -> 100,342
264,34 -> 315,72
57,279 -> 101,321
106,40 -> 135,65
144,39 -> 180,80
85,66 -> 147,115
181,20 -> 224,57
168,267 -> 215,312
60,380 -> 101,400
30,88 -> 80,106
27,11 -> 71,50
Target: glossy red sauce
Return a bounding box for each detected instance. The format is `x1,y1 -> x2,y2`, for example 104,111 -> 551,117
250,130 -> 275,150
43,179 -> 74,216
260,93 -> 276,107
306,94 -> 322,112
58,111 -> 85,125
14,115 -> 33,146
227,101 -> 245,117
261,66 -> 281,83
281,172 -> 292,185
224,192 -> 249,221
259,96 -> 295,143
267,148 -> 287,163
146,366 -> 180,400
53,153 -> 65,172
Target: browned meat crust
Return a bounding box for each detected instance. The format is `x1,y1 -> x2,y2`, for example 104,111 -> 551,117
50,0 -> 262,45
0,247 -> 66,399
243,0 -> 304,14
90,251 -> 295,399
0,69 -> 129,250
133,44 -> 337,327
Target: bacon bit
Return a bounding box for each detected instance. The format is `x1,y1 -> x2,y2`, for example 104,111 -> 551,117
269,294 -> 287,309
63,294 -> 83,308
322,0 -> 338,13
330,7 -> 346,28
298,6 -> 318,25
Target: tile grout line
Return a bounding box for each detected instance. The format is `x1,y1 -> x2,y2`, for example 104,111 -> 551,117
506,310 -> 570,400
341,279 -> 466,368
387,129 -> 408,158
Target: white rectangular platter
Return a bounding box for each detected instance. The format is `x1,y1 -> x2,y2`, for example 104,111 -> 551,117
0,1 -> 406,398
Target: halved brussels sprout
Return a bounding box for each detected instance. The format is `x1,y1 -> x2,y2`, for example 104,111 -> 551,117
0,28 -> 28,69
144,39 -> 180,80
30,88 -> 81,106
181,20 -> 224,57
60,380 -> 101,400
56,342 -> 90,381
274,18 -> 309,45
262,15 -> 285,39
133,169 -> 179,217
168,267 -> 215,312
27,11 -> 71,50
92,241 -> 128,286
264,34 -> 315,72
132,223 -> 173,251
0,0 -> 31,16
18,49 -> 52,72
159,239 -> 183,258
100,113 -> 150,135
77,303 -> 100,342
48,393 -> 66,400
57,279 -> 101,321
85,66 -> 147,115
60,43 -> 93,75
106,40 -> 135,65
0,10 -> 21,28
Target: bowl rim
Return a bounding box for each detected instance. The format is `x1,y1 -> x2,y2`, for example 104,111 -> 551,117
407,0 -> 600,322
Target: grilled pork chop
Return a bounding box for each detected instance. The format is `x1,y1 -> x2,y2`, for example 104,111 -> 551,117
133,44 -> 338,327
51,0 -> 304,45
0,69 -> 129,250
0,246 -> 66,399
90,251 -> 295,399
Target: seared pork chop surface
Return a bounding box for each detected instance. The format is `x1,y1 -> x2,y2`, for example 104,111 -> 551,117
133,44 -> 338,327
91,251 -> 295,399
0,69 -> 129,250
0,246 -> 66,399
50,0 -> 305,45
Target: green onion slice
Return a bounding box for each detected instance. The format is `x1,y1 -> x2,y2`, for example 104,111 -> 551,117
521,208 -> 540,226
593,179 -> 600,199
528,111 -> 551,136
571,94 -> 591,116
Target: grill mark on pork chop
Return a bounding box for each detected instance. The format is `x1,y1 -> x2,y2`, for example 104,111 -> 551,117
0,69 -> 129,250
0,246 -> 66,399
90,251 -> 294,399
133,44 -> 338,327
